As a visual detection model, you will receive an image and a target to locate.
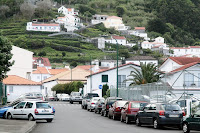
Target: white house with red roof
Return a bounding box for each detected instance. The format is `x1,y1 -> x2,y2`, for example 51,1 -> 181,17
58,6 -> 78,16
91,14 -> 108,25
128,27 -> 148,40
26,22 -> 60,32
170,46 -> 200,57
141,37 -> 167,49
33,57 -> 51,69
159,57 -> 200,98
85,63 -> 141,97
105,35 -> 127,45
3,75 -> 41,102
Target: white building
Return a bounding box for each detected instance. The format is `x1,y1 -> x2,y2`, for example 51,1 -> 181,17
26,22 -> 60,32
169,46 -> 200,57
103,16 -> 129,31
58,6 -> 78,16
91,14 -> 108,25
85,63 -> 141,97
141,37 -> 167,49
105,35 -> 127,45
126,56 -> 158,66
91,37 -> 105,49
3,75 -> 41,102
92,59 -> 122,69
7,46 -> 33,79
33,57 -> 52,70
128,27 -> 148,40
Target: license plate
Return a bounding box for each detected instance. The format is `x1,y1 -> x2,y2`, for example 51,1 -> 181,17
42,110 -> 49,112
169,115 -> 179,117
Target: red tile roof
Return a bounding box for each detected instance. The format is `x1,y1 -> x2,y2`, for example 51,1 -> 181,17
112,35 -> 126,40
170,62 -> 199,73
190,46 -> 200,48
33,57 -> 51,67
33,67 -> 49,74
3,75 -> 41,85
75,65 -> 94,71
48,68 -> 68,75
32,23 -> 59,26
86,63 -> 140,77
134,27 -> 145,30
169,57 -> 200,65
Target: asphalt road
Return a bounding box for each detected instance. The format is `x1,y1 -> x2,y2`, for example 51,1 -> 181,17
31,101 -> 185,133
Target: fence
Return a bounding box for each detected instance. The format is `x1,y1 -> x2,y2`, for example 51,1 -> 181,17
110,82 -> 174,103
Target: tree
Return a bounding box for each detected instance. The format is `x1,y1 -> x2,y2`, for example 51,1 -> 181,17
36,0 -> 52,18
62,52 -> 66,57
70,61 -> 77,68
127,63 -> 162,86
38,51 -> 46,56
116,6 -> 126,17
20,2 -> 35,19
147,18 -> 167,34
0,5 -> 10,18
102,84 -> 109,97
0,35 -> 13,81
119,49 -> 130,58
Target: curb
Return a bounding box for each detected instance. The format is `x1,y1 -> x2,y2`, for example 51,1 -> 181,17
25,121 -> 36,133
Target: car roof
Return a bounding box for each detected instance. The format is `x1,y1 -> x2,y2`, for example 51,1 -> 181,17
107,97 -> 122,99
129,101 -> 148,103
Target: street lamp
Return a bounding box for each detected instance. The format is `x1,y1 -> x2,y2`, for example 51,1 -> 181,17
115,39 -> 119,97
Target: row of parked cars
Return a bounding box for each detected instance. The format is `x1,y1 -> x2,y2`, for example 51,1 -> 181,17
81,93 -> 200,133
0,92 -> 55,122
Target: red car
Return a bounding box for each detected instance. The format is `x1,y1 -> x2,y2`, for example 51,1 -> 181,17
120,101 -> 148,124
108,101 -> 128,120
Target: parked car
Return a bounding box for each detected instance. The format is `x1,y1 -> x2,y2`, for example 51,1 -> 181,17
108,100 -> 128,120
182,109 -> 200,133
94,98 -> 105,114
101,97 -> 122,117
60,94 -> 70,101
82,93 -> 99,109
136,103 -> 184,129
120,101 -> 148,124
6,101 -> 54,122
69,92 -> 82,104
56,94 -> 63,101
87,97 -> 103,112
46,95 -> 58,101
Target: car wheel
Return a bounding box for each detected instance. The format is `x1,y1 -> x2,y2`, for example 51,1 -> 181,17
47,119 -> 53,122
104,111 -> 107,117
153,119 -> 160,129
90,108 -> 92,112
81,105 -> 84,109
28,114 -> 35,121
101,111 -> 104,116
136,117 -> 141,126
3,112 -> 6,119
113,114 -> 115,120
7,113 -> 12,119
125,116 -> 129,124
183,123 -> 190,133
98,110 -> 100,114
120,115 -> 124,122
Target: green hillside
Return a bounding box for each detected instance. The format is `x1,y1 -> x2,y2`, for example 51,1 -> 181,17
1,0 -> 200,66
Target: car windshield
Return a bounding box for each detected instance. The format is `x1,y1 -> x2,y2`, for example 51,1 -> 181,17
88,94 -> 99,98
62,94 -> 69,97
131,102 -> 147,108
162,104 -> 181,111
116,101 -> 127,107
72,93 -> 81,96
36,102 -> 51,109
109,99 -> 122,104
34,93 -> 43,97
194,110 -> 200,115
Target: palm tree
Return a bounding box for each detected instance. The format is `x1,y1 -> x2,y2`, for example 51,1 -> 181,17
127,63 -> 162,86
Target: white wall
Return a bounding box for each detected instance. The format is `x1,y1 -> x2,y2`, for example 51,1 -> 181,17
159,59 -> 181,73
105,39 -> 126,45
126,60 -> 158,66
31,73 -> 51,82
42,81 -> 57,97
86,65 -> 141,97
7,85 -> 41,102
7,46 -> 33,79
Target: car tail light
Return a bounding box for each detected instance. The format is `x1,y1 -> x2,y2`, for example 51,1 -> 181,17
159,110 -> 165,116
106,105 -> 109,109
182,111 -> 186,116
91,103 -> 95,104
98,105 -> 102,107
127,108 -> 131,114
115,107 -> 121,112
34,109 -> 38,114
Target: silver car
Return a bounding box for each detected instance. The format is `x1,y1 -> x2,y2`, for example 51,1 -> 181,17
87,97 -> 103,112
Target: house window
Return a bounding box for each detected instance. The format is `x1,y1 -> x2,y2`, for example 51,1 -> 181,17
9,86 -> 13,93
26,72 -> 31,80
43,76 -> 47,80
184,73 -> 194,87
118,75 -> 126,88
102,75 -> 108,82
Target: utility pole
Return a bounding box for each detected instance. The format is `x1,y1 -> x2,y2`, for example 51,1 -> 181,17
116,39 -> 119,97
90,55 -> 92,93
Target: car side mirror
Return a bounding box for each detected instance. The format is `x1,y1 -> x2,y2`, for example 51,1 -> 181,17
139,107 -> 145,111
14,107 -> 17,109
101,102 -> 104,104
191,114 -> 194,118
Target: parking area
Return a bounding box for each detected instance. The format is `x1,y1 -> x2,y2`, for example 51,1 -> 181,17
31,101 -> 188,133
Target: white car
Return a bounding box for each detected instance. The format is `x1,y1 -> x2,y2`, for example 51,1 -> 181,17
61,94 -> 70,101
87,97 -> 103,112
6,101 -> 54,122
